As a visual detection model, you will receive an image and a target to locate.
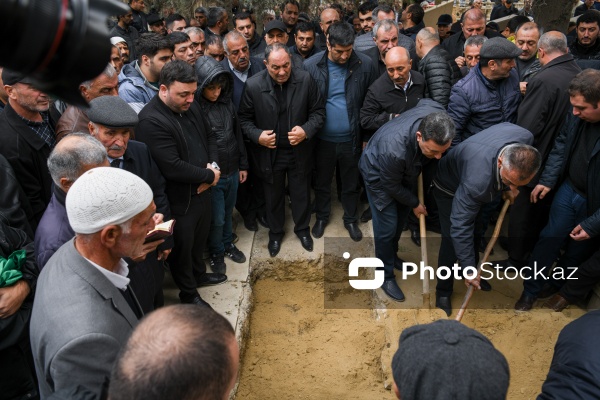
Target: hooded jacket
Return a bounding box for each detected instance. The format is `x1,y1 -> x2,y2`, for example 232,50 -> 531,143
118,61 -> 159,113
195,56 -> 248,176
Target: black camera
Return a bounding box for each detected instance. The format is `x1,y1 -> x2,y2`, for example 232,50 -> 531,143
0,0 -> 128,106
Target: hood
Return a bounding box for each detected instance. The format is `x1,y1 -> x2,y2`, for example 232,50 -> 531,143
194,56 -> 233,101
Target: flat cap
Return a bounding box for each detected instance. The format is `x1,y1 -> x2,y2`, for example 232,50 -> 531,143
264,20 -> 287,34
147,13 -> 164,26
87,96 -> 138,128
437,14 -> 453,26
392,320 -> 509,400
479,37 -> 521,59
1,69 -> 35,86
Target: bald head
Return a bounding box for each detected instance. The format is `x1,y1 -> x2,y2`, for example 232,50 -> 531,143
416,27 -> 439,59
385,46 -> 412,87
320,8 -> 341,35
538,31 -> 568,66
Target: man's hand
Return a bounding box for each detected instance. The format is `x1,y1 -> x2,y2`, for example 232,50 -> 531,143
570,224 -> 591,241
258,130 -> 276,148
158,249 -> 172,261
465,276 -> 481,290
239,170 -> 248,183
152,213 -> 164,225
502,189 -> 518,205
288,126 -> 307,146
413,203 -> 428,218
455,56 -> 466,67
197,183 -> 211,194
530,184 -> 551,203
362,141 -> 368,150
0,280 -> 30,319
520,81 -> 528,95
131,239 -> 165,262
206,163 -> 221,186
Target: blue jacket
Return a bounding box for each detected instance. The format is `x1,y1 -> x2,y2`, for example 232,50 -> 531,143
34,186 -> 73,270
118,61 -> 159,113
303,50 -> 377,154
447,64 -> 521,145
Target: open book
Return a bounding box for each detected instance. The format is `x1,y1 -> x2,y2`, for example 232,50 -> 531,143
144,219 -> 175,243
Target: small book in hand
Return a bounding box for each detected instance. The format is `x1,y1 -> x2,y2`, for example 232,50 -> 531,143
144,220 -> 175,243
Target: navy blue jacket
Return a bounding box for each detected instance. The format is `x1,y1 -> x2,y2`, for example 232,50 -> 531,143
220,57 -> 265,111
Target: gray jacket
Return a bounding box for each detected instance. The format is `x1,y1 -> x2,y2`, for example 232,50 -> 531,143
30,239 -> 139,398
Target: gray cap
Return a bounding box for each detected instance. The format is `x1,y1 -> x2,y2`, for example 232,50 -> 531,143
479,37 -> 522,59
392,320 -> 509,400
87,96 -> 138,128
264,20 -> 287,34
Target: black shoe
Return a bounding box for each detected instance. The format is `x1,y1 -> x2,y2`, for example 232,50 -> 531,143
196,272 -> 227,287
360,207 -> 372,223
410,229 -> 421,247
345,223 -> 363,242
299,235 -> 313,252
181,295 -> 212,308
244,217 -> 258,231
257,214 -> 269,228
232,232 -> 239,244
480,278 -> 492,292
209,253 -> 226,274
381,280 -> 405,302
514,292 -> 536,311
311,219 -> 327,238
436,295 -> 452,316
225,244 -> 246,263
537,283 -> 559,299
394,256 -> 406,271
268,240 -> 281,257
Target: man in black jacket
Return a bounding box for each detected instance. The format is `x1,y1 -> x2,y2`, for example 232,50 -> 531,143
304,22 -> 377,242
136,60 -> 224,308
416,27 -> 461,108
233,12 -> 266,57
238,44 -> 325,257
515,69 -> 600,311
442,8 -> 501,61
568,11 -> 600,61
434,124 -> 539,316
359,101 -> 454,302
500,32 -> 581,271
490,0 -> 519,21
362,19 -> 418,76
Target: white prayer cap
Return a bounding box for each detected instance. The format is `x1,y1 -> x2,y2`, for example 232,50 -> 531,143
66,167 -> 153,234
110,36 -> 127,46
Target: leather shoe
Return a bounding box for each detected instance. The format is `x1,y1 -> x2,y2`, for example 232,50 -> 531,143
480,279 -> 492,292
345,223 -> 363,242
268,240 -> 281,257
514,292 -> 536,311
360,207 -> 372,222
312,219 -> 327,238
182,295 -> 212,308
244,217 -> 258,232
195,272 -> 227,287
381,280 -> 405,302
537,283 -> 559,299
257,214 -> 269,228
410,229 -> 421,247
394,256 -> 406,271
543,294 -> 571,312
299,235 -> 313,252
436,295 -> 452,317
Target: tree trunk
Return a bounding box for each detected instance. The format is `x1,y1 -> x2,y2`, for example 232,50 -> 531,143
532,0 -> 579,33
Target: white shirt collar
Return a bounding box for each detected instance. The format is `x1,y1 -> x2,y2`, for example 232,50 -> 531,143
84,256 -> 130,290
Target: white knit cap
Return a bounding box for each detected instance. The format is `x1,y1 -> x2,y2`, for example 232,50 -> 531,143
110,36 -> 127,46
66,167 -> 153,234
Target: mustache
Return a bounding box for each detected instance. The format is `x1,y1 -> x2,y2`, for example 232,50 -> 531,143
108,145 -> 124,151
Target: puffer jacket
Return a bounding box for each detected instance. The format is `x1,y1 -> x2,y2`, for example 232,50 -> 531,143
118,61 -> 159,113
194,56 -> 248,176
447,64 -> 520,145
418,45 -> 461,108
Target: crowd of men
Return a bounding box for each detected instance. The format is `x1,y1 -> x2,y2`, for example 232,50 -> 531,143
1,0 -> 600,398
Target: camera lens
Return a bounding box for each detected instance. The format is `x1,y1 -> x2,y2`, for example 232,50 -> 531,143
0,0 -> 128,106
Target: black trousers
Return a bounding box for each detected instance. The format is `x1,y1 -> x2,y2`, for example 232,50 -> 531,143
313,139 -> 360,225
263,147 -> 311,241
169,191 -> 212,301
406,159 -> 440,230
507,185 -> 553,265
236,141 -> 266,221
561,248 -> 600,303
127,254 -> 165,314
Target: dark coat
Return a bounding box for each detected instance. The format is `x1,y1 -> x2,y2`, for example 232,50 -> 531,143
400,21 -> 425,41
248,32 -> 266,57
568,39 -> 600,61
359,99 -> 446,211
220,56 -> 265,111
0,154 -> 33,238
517,54 -> 581,187
303,50 -> 377,153
135,95 -> 218,215
196,57 -> 249,176
418,45 -> 461,108
360,70 -> 426,137
447,64 -> 521,144
109,24 -> 140,61
490,4 -> 519,20
538,310 -> 600,400
238,68 -> 325,183
361,40 -> 420,76
442,29 -> 502,60
0,104 -> 53,232
34,187 -> 73,269
434,123 -> 533,269
538,112 -> 600,238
